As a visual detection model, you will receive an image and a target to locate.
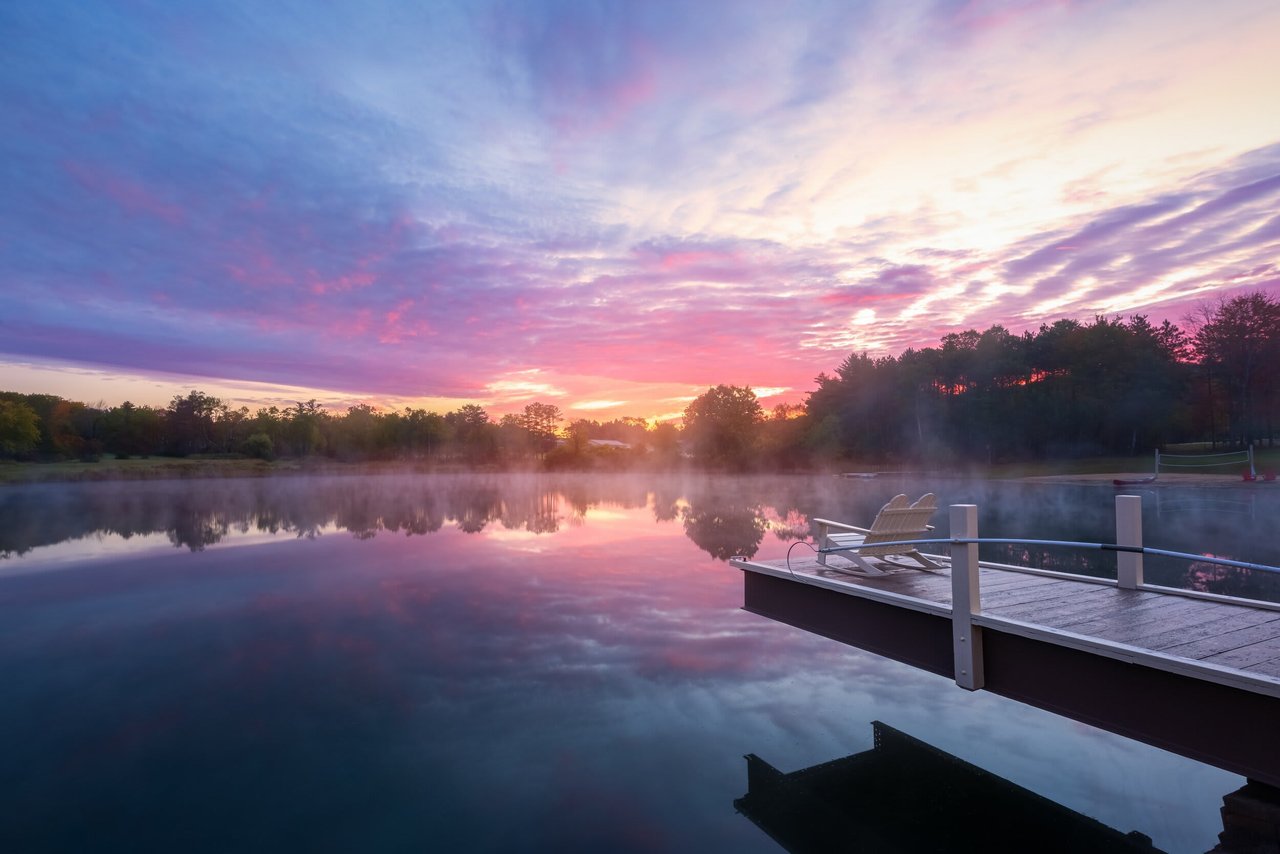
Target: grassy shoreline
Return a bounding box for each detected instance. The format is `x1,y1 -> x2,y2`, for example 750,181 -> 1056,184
4,450 -> 1275,485
0,456 -> 452,484
0,456 -> 678,484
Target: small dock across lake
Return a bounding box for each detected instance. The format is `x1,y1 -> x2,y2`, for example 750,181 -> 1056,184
731,499 -> 1280,787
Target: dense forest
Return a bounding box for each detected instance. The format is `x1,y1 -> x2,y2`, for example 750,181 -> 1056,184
1,291 -> 1276,469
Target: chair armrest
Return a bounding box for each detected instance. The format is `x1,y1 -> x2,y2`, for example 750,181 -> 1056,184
812,518 -> 872,534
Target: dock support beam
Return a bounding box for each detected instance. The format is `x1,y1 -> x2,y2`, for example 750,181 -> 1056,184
1116,495 -> 1143,590
950,504 -> 984,690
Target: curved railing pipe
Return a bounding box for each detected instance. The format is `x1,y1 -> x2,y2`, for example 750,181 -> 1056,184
816,537 -> 1280,575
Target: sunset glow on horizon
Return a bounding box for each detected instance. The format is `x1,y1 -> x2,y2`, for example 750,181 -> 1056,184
3,0 -> 1278,422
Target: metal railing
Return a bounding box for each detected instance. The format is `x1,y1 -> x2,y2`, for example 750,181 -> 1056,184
810,495 -> 1280,594
818,536 -> 1280,574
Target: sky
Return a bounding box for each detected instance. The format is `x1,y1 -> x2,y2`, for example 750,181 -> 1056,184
2,0 -> 1278,422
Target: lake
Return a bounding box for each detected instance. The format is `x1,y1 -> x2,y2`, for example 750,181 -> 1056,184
3,473 -> 1278,852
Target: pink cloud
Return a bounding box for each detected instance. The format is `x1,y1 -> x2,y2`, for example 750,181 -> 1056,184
657,249 -> 733,270
949,0 -> 1082,36
62,160 -> 185,225
818,291 -> 910,308
311,271 -> 376,295
378,299 -> 421,344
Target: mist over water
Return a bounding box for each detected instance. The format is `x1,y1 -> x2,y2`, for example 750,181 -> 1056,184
1,473 -> 1273,852
5,473 -> 1278,599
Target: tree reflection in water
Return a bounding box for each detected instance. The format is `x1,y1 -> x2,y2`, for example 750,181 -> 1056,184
4,474 -> 1280,601
0,475 -> 812,564
681,502 -> 767,561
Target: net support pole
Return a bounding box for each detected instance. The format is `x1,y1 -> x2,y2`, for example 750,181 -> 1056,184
1116,495 -> 1143,590
1154,449 -> 1160,479
950,504 -> 984,690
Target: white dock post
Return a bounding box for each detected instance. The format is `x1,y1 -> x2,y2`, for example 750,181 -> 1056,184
950,504 -> 984,690
1116,495 -> 1143,590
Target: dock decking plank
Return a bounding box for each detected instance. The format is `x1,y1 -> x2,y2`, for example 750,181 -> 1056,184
976,573 -> 1077,593
971,573 -> 1051,591
1065,588 -> 1192,615
1084,608 -> 1276,649
859,576 -> 955,600
981,581 -> 1111,611
1201,639 -> 1280,670
1051,598 -> 1232,639
1048,593 -> 1209,630
810,565 -> 955,598
814,567 -> 950,594
1158,620 -> 1280,661
986,587 -> 1120,624
1243,659 -> 1280,679
979,579 -> 1106,610
1113,609 -> 1280,652
977,573 -> 1076,592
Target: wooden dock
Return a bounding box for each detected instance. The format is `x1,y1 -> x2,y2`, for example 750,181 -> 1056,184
735,721 -> 1166,852
731,501 -> 1280,787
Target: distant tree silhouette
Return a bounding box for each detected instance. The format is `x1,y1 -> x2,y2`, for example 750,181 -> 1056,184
446,404 -> 496,463
520,402 -> 563,451
166,390 -> 223,455
683,385 -> 763,468
284,399 -> 327,456
0,400 -> 40,457
1190,291 -> 1280,447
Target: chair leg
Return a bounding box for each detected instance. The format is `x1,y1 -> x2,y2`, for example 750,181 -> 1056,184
908,550 -> 943,571
844,554 -> 889,577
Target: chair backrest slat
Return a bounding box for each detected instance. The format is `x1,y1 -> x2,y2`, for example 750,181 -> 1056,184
860,493 -> 936,555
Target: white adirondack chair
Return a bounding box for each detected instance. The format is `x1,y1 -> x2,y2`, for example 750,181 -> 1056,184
813,493 -> 942,577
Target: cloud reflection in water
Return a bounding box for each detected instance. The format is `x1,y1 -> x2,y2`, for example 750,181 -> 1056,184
0,474 -> 1271,851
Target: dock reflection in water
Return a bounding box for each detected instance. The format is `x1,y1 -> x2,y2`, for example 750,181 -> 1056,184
736,721 -> 1280,854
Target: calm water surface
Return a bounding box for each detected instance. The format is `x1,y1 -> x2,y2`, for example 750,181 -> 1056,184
3,473 -> 1277,852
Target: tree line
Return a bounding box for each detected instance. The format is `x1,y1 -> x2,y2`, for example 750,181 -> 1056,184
1,291 -> 1276,468
794,291 -> 1278,466
0,393 -> 683,468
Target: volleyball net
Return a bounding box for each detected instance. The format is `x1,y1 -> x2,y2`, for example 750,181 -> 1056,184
1155,446 -> 1256,479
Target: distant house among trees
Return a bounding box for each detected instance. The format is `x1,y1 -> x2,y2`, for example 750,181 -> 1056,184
586,439 -> 630,449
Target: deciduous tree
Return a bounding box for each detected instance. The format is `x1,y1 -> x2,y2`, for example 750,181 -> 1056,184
683,385 -> 763,468
1191,291 -> 1280,447
0,400 -> 40,457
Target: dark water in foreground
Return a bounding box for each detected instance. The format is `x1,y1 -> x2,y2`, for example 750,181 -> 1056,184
2,473 -> 1277,852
